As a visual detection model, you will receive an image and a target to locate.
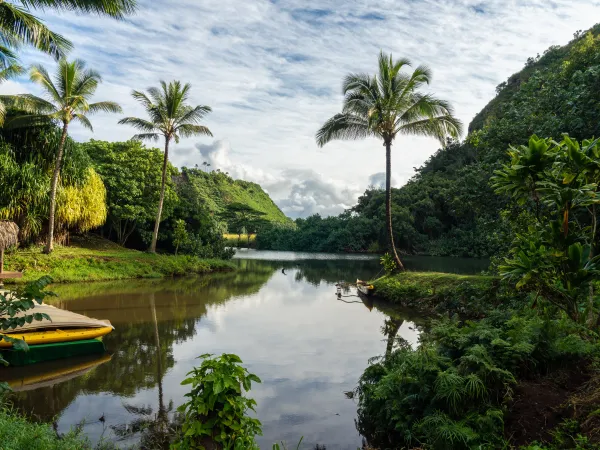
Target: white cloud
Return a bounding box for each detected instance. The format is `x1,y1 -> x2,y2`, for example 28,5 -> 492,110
4,0 -> 600,217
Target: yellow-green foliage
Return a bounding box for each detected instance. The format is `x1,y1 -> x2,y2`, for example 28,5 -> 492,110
224,233 -> 256,247
57,168 -> 107,232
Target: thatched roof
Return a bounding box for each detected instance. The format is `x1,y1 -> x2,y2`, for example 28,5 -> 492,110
0,221 -> 19,250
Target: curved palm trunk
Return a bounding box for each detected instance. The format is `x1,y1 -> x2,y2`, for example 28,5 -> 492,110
44,122 -> 69,254
150,138 -> 170,253
385,141 -> 405,271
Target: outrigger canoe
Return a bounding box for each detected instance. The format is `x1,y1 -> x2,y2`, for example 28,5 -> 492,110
356,279 -> 374,297
0,304 -> 113,365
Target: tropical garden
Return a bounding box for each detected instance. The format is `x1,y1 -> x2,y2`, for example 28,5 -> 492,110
0,0 -> 600,449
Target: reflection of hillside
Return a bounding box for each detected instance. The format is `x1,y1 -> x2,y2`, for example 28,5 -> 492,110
7,268 -> 276,422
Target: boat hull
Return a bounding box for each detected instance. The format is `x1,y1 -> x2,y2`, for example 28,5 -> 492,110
0,339 -> 106,366
0,326 -> 113,348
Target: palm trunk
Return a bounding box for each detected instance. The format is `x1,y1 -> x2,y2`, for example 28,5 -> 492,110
150,138 -> 169,253
385,141 -> 405,271
44,122 -> 69,254
385,318 -> 403,359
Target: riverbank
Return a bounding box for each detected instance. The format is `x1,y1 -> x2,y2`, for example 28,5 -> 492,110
0,405 -> 116,450
370,271 -> 508,316
4,236 -> 235,284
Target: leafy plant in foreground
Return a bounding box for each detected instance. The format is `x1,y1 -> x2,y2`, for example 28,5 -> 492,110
174,353 -> 262,450
0,276 -> 54,391
492,135 -> 600,325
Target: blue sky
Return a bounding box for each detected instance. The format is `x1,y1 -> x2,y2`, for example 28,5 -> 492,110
4,0 -> 600,217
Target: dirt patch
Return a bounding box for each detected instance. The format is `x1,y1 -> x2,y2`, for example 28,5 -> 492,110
505,364 -> 597,446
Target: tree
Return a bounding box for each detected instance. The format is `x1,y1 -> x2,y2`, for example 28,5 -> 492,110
172,219 -> 189,256
316,52 -> 462,270
0,0 -> 136,61
84,140 -> 177,247
222,203 -> 266,246
9,59 -> 122,253
119,81 -> 213,253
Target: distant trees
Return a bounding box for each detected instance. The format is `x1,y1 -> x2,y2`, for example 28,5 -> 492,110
316,51 -> 462,270
120,81 -> 213,253
222,203 -> 267,245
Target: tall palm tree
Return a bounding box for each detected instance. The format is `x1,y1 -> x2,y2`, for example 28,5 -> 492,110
8,59 -> 122,253
119,81 -> 213,253
0,0 -> 136,61
316,52 -> 462,270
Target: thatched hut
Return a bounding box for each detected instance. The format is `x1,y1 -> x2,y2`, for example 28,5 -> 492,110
0,221 -> 19,276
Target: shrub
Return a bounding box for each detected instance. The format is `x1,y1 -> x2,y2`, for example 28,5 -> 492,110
173,353 -> 262,450
356,311 -> 599,449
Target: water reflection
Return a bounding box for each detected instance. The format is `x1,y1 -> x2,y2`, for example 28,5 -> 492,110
0,253 -> 449,448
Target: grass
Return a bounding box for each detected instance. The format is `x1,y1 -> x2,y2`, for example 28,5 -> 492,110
371,271 -> 505,316
0,405 -> 117,450
4,235 -> 234,284
223,233 -> 256,248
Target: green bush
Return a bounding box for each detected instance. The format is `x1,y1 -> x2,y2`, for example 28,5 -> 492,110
174,353 -> 262,450
356,311 -> 599,449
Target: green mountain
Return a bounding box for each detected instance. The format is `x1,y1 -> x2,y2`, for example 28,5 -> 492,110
180,168 -> 291,225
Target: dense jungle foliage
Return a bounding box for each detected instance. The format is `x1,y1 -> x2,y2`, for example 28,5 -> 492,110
0,131 -> 288,257
258,25 -> 600,257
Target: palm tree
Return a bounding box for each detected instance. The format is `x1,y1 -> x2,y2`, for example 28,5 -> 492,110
316,52 -> 462,270
0,0 -> 136,61
119,81 -> 213,253
8,59 -> 122,253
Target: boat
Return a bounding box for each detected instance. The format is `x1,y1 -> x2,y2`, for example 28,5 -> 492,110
356,279 -> 374,297
0,304 -> 113,366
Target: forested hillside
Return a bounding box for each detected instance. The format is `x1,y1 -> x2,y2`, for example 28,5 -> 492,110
258,24 -> 600,257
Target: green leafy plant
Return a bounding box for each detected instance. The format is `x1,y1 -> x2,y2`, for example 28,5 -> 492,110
271,437 -> 304,450
380,252 -> 397,275
173,219 -> 190,256
173,353 -> 262,450
492,135 -> 600,325
0,276 -> 54,391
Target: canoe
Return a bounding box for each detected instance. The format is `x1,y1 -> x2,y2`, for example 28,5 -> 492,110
356,279 -> 374,297
0,339 -> 107,366
0,326 -> 113,348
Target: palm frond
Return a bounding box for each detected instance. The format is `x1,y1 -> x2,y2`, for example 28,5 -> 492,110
118,116 -> 158,132
30,64 -> 62,103
397,114 -> 463,144
18,0 -> 137,19
176,104 -> 212,125
131,89 -> 155,111
0,2 -> 72,59
176,123 -> 213,139
0,62 -> 24,81
2,93 -> 56,113
87,101 -> 122,114
74,112 -> 93,130
132,132 -> 161,142
315,113 -> 372,147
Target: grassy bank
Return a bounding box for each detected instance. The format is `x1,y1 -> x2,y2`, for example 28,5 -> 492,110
4,236 -> 234,284
0,406 -> 116,450
371,271 -> 508,316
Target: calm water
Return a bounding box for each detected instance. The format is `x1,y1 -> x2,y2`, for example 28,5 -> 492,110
1,252 -> 488,449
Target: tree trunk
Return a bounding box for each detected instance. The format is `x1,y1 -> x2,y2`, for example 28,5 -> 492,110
149,138 -> 170,253
385,141 -> 405,271
587,204 -> 597,326
44,122 -> 69,254
385,318 -> 403,359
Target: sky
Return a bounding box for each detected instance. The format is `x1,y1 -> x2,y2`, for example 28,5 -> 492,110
4,0 -> 600,218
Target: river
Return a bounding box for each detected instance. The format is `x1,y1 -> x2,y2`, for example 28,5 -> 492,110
1,251 -> 488,449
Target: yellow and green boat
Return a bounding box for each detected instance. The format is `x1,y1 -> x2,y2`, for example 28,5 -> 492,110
0,304 -> 113,366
